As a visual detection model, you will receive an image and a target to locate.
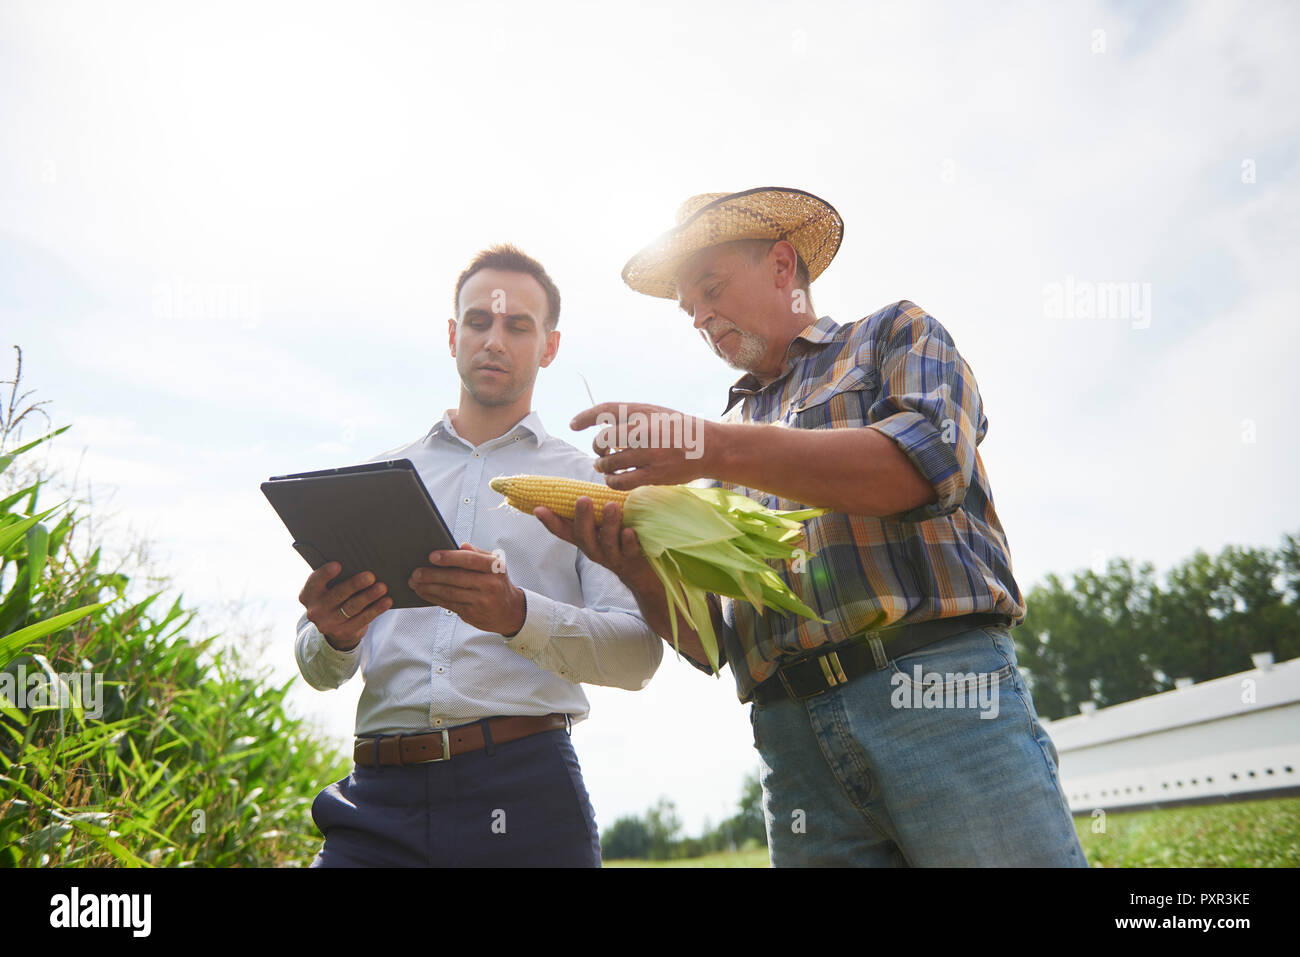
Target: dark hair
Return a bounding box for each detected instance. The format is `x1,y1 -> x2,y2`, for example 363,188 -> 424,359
733,238 -> 811,292
453,244 -> 561,330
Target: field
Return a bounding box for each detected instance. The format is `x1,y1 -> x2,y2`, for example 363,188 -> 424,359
603,797 -> 1300,867
605,846 -> 771,868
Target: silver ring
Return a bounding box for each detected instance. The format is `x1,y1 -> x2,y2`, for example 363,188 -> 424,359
339,605 -> 351,620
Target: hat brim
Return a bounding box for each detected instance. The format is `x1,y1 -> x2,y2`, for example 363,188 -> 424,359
621,187 -> 844,300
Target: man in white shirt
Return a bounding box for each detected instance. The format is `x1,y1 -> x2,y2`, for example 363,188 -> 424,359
294,244 -> 663,867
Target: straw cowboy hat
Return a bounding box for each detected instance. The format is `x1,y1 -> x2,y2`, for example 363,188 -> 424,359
621,186 -> 844,300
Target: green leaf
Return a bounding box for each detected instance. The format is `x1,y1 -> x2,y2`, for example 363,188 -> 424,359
25,522 -> 49,600
0,425 -> 72,476
757,580 -> 826,622
0,481 -> 43,514
0,601 -> 112,668
625,486 -> 740,553
682,581 -> 720,673
64,816 -> 150,867
0,504 -> 63,556
644,554 -> 689,656
674,540 -> 777,579
774,506 -> 831,522
661,549 -> 747,598
0,691 -> 28,727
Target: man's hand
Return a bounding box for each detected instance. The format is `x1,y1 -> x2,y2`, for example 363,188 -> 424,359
533,497 -> 718,669
300,563 -> 392,652
570,401 -> 716,490
408,543 -> 528,637
533,497 -> 655,585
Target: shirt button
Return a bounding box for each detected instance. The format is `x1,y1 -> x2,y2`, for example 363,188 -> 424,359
436,666 -> 445,674
444,608 -> 454,615
472,452 -> 479,457
463,497 -> 471,504
434,718 -> 443,726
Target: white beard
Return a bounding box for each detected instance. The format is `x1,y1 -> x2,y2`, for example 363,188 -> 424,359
717,329 -> 767,372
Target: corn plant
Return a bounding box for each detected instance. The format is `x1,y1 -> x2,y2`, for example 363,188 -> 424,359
1,424 -> 350,867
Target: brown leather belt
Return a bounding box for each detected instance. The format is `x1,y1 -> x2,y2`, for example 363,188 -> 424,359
353,713 -> 570,767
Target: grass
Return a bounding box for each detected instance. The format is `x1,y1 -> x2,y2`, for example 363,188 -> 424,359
602,798 -> 1300,867
605,846 -> 770,868
1076,796 -> 1300,867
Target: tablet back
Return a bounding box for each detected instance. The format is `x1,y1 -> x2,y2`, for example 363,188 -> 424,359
261,459 -> 457,609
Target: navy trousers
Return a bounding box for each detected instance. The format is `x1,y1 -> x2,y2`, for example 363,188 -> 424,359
309,727 -> 602,867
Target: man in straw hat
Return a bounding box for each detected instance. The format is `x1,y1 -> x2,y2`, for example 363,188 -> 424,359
533,187 -> 1087,866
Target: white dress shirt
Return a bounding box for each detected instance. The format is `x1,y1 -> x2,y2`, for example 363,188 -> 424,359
294,410 -> 663,737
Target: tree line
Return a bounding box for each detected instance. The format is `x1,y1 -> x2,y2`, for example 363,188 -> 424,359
601,771 -> 766,861
1014,533 -> 1300,720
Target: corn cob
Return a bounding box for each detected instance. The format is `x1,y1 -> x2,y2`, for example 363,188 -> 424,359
490,472 -> 831,675
489,475 -> 630,525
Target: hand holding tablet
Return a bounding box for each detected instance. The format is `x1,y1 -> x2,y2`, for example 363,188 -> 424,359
261,459 -> 458,632
298,561 -> 391,650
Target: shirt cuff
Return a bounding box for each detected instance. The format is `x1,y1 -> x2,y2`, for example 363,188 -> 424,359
502,587 -> 555,662
313,626 -> 365,666
678,647 -> 722,676
867,410 -> 966,521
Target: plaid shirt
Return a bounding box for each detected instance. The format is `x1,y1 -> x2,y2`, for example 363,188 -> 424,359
704,300 -> 1026,701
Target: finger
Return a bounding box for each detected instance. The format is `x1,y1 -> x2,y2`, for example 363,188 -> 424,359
598,501 -> 622,556
411,566 -> 486,590
570,401 -> 665,431
572,496 -> 602,558
300,561 -> 343,604
533,506 -> 577,545
346,592 -> 394,629
426,548 -> 496,572
621,527 -> 643,559
603,467 -> 659,491
592,425 -> 619,457
410,581 -> 479,605
323,570 -> 382,608
337,580 -> 389,621
569,403 -> 620,431
593,448 -> 653,475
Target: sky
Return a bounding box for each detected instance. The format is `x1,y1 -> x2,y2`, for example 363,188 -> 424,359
2,0 -> 1298,838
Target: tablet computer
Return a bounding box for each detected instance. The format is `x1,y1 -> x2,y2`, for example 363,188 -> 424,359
261,458 -> 457,609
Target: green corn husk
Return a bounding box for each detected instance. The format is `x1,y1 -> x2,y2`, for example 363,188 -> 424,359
620,485 -> 830,674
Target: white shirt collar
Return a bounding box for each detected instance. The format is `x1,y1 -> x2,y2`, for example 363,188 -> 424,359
424,409 -> 549,448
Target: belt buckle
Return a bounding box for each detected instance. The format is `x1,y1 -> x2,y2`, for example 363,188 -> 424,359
818,650 -> 850,688
410,728 -> 451,764
777,649 -> 850,702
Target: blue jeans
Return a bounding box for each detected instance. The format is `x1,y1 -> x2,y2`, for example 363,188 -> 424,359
750,624 -> 1088,867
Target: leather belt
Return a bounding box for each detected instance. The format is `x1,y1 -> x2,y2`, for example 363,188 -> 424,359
750,613 -> 1012,706
353,713 -> 571,767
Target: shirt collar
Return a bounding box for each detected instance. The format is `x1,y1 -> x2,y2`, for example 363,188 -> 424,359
722,315 -> 842,414
424,409 -> 549,448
